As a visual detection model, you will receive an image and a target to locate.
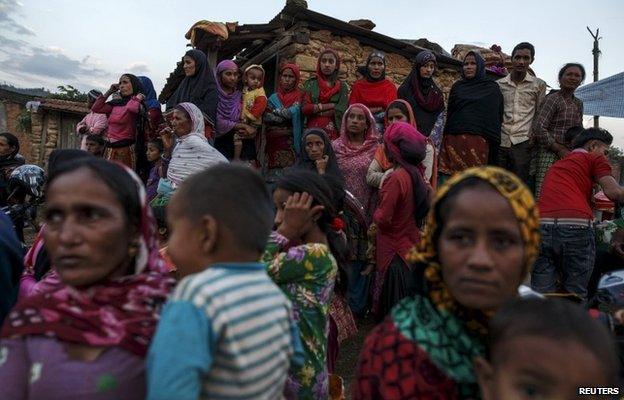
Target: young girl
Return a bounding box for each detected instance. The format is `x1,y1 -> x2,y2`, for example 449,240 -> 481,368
145,138 -> 164,204
235,65 -> 267,162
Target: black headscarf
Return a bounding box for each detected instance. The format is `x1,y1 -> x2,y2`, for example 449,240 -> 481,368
166,49 -> 218,127
0,132 -> 25,172
444,51 -> 504,162
364,50 -> 386,82
397,50 -> 445,136
296,128 -> 344,184
107,74 -> 143,107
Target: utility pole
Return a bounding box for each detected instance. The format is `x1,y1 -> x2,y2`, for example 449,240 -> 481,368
587,26 -> 602,128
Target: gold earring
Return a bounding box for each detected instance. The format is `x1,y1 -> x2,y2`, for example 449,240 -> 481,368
128,241 -> 140,257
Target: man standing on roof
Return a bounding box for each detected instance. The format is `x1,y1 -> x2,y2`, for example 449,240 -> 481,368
531,128 -> 624,300
497,42 -> 546,185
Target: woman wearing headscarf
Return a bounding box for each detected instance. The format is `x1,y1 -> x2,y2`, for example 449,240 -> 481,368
297,128 -> 344,182
530,63 -> 585,197
367,100 -> 437,190
75,90 -> 108,150
160,102 -> 227,189
138,76 -> 164,140
0,158 -> 175,400
397,50 -> 446,138
0,132 -> 25,207
372,122 -> 429,320
92,74 -> 145,170
302,49 -> 350,140
354,166 -> 540,399
261,63 -> 304,182
349,50 -> 398,133
165,49 -> 218,139
438,51 -> 504,182
333,104 -> 379,316
213,60 -> 256,161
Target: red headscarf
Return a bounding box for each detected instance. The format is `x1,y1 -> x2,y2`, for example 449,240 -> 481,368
384,121 -> 429,220
277,63 -> 303,107
2,166 -> 175,357
316,49 -> 342,103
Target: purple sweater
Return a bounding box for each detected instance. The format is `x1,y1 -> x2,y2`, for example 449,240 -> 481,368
0,337 -> 146,400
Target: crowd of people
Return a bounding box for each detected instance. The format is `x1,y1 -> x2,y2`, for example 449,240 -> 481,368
0,40 -> 621,399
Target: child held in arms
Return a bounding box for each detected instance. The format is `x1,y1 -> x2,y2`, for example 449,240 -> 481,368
235,64 -> 267,163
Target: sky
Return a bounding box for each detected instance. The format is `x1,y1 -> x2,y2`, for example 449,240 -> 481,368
1,0 -> 622,142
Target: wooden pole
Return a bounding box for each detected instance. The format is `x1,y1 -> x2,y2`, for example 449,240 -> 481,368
587,27 -> 602,128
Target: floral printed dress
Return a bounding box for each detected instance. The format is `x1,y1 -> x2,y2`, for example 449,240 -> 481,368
262,232 -> 338,400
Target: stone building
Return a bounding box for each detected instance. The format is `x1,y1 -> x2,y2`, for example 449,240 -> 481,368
159,1 -> 465,104
0,87 -> 88,165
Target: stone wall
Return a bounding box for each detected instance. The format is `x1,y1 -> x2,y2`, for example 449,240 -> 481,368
278,29 -> 461,101
0,101 -> 34,163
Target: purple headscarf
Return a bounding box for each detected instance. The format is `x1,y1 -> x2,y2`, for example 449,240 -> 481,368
215,60 -> 243,136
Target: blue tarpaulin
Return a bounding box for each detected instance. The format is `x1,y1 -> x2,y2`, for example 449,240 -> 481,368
575,72 -> 624,118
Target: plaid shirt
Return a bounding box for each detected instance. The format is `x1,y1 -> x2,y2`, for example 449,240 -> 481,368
531,91 -> 583,147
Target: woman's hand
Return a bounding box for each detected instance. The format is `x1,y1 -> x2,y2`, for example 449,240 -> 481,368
239,124 -> 257,139
106,83 -> 119,96
361,263 -> 375,276
135,93 -> 145,102
551,142 -> 570,159
315,155 -> 329,175
277,192 -> 324,240
159,126 -> 174,150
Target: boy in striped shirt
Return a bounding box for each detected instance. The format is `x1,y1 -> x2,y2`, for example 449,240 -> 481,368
147,164 -> 302,400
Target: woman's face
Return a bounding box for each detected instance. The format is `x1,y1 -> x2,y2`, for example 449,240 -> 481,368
346,107 -> 368,136
305,134 -> 325,161
280,68 -> 297,91
272,188 -> 293,230
0,136 -> 15,157
183,55 -> 197,77
437,186 -> 525,313
118,75 -> 134,97
220,68 -> 239,91
386,107 -> 409,125
419,61 -> 435,79
463,55 -> 478,79
367,56 -> 384,79
171,109 -> 192,137
319,53 -> 337,77
560,66 -> 583,91
43,168 -> 135,287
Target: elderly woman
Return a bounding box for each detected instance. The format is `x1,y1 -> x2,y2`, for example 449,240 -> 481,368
531,63 -> 585,197
92,74 -> 146,169
349,50 -> 397,133
150,102 -> 227,208
302,49 -> 350,140
165,49 -> 218,138
0,158 -> 175,400
261,63 -> 304,182
354,166 -> 540,399
438,51 -> 504,182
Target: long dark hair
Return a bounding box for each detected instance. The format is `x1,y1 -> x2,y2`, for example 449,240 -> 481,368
276,169 -> 349,293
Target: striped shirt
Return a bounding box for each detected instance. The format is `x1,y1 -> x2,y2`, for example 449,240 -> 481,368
147,263 -> 302,400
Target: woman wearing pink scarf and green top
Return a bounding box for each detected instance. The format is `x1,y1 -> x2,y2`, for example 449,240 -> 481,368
213,59 -> 257,161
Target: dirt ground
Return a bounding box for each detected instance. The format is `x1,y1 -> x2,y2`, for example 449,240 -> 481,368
334,316 -> 376,397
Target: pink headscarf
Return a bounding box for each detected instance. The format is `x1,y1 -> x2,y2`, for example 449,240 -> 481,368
332,104 -> 380,219
215,59 -> 243,136
384,121 -> 429,220
3,164 -> 175,357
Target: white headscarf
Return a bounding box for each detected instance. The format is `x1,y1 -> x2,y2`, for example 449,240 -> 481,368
167,102 -> 228,187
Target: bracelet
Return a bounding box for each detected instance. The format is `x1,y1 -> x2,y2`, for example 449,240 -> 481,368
319,103 -> 323,112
